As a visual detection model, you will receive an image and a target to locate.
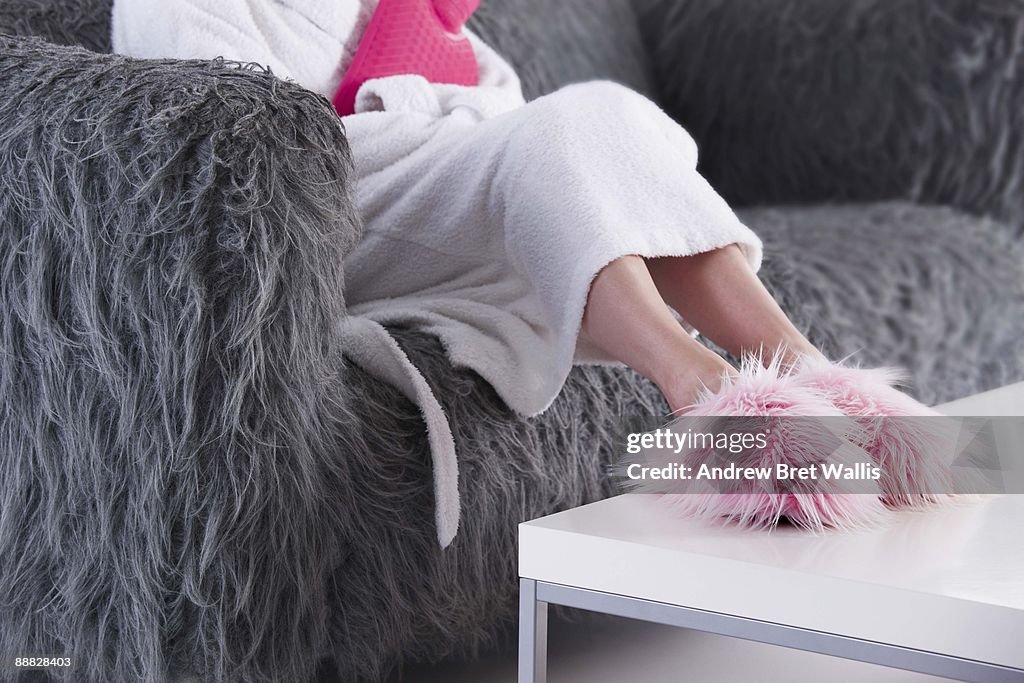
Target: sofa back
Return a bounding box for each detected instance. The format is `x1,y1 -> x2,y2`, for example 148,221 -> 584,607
469,0 -> 653,100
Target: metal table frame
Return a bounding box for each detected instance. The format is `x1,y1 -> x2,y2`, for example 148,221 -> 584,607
518,578 -> 1024,683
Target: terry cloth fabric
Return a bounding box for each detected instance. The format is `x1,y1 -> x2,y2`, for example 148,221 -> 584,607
112,0 -> 380,100
111,0 -> 764,548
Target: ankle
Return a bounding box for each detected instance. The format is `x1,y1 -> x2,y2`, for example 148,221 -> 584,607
778,341 -> 826,370
655,349 -> 736,414
750,337 -> 825,371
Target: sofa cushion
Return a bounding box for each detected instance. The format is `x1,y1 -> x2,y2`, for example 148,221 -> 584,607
746,201 -> 1024,405
319,200 -> 1024,679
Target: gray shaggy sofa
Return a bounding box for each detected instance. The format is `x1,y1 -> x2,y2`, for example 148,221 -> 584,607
1,0 -> 1023,681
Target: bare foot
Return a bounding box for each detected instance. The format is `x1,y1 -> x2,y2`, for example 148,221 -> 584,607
768,338 -> 828,372
656,346 -> 737,415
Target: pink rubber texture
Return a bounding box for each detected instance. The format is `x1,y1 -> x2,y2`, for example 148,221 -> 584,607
333,0 -> 481,116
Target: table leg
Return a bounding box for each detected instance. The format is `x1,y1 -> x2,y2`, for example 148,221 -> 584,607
518,578 -> 548,683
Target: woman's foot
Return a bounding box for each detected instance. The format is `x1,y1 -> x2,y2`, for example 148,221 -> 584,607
647,246 -> 828,374
655,337 -> 826,415
760,337 -> 828,373
578,254 -> 823,415
655,344 -> 737,414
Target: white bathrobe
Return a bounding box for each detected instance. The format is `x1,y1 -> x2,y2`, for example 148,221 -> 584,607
113,0 -> 763,547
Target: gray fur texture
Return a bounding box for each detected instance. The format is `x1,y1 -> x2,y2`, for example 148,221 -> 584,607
0,0 -> 112,51
469,0 -> 653,100
748,203 -> 1024,405
2,1 -> 1024,682
0,35 -> 362,683
639,0 -> 1024,231
322,203 -> 1024,682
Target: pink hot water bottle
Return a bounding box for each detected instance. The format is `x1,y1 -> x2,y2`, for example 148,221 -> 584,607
333,0 -> 481,116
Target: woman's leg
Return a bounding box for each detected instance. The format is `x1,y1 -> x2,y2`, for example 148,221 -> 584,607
583,248 -> 825,412
582,256 -> 735,413
646,245 -> 823,366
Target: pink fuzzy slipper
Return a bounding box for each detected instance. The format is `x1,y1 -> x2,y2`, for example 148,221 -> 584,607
793,358 -> 955,508
659,359 -> 888,531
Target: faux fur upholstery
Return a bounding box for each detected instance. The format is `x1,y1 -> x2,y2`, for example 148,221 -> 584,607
318,333 -> 665,682
0,35 -> 362,682
0,0 -> 112,51
469,0 -> 654,100
746,202 -> 1024,406
2,1 -> 1024,682
319,204 -> 1024,682
639,0 -> 1024,231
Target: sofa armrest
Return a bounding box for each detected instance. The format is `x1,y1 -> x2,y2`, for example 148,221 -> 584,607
0,35 -> 361,682
638,0 -> 1024,228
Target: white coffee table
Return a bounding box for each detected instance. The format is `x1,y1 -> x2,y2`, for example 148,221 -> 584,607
518,383 -> 1024,683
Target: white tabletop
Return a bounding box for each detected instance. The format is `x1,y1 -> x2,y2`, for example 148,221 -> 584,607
937,381 -> 1024,417
519,383 -> 1024,671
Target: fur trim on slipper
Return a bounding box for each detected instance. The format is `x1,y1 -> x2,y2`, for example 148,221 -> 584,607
794,358 -> 956,508
659,357 -> 888,531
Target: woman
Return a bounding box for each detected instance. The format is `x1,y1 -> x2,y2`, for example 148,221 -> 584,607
112,0 -> 825,544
